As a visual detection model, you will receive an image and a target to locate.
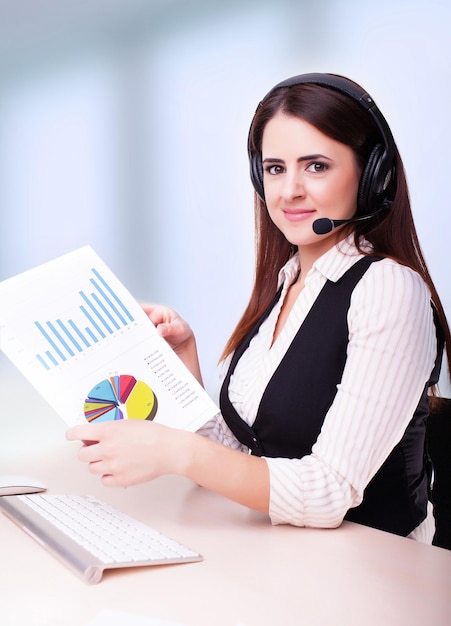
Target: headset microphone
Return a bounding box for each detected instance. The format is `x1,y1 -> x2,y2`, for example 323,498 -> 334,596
312,200 -> 391,235
313,216 -> 368,235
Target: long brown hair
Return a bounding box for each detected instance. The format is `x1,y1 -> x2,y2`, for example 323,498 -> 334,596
221,80 -> 451,382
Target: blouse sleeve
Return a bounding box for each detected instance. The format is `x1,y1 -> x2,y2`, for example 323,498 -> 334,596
266,260 -> 438,528
196,413 -> 249,452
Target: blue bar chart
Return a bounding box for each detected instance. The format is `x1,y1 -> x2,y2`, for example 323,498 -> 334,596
34,267 -> 135,370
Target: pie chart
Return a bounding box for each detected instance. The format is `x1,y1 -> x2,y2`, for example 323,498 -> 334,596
83,374 -> 158,422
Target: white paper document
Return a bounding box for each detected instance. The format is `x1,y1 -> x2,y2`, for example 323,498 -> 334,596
0,246 -> 218,430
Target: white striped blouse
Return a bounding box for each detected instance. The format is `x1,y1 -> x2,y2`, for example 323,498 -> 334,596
197,236 -> 437,541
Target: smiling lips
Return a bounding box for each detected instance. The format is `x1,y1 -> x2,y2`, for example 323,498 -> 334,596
283,208 -> 315,222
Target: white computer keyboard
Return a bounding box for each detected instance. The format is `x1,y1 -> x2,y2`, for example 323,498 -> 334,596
0,493 -> 202,584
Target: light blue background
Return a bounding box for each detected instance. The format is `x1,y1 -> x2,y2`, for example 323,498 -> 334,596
1,0 -> 450,397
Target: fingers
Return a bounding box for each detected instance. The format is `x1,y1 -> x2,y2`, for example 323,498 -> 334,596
141,303 -> 159,326
66,424 -> 95,442
141,303 -> 178,326
66,424 -> 103,464
140,302 -> 153,315
139,304 -> 194,352
141,305 -> 180,343
77,441 -> 100,463
66,420 -> 169,487
67,427 -> 114,482
101,474 -> 119,487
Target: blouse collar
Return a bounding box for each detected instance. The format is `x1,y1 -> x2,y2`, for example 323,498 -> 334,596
277,235 -> 373,288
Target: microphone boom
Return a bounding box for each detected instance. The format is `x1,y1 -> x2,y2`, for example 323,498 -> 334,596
312,207 -> 389,235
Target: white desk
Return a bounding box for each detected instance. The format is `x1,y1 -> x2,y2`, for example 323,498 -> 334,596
1,356 -> 451,626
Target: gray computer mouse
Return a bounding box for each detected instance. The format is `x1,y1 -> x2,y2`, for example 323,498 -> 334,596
0,475 -> 47,496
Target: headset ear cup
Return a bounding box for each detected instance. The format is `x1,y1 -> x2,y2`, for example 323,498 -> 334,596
357,144 -> 383,215
251,154 -> 265,201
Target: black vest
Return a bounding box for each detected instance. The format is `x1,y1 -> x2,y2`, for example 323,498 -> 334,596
220,257 -> 442,536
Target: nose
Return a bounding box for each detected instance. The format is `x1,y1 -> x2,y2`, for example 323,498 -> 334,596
281,170 -> 305,200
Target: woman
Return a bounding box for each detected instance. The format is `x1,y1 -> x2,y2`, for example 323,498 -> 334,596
67,73 -> 451,542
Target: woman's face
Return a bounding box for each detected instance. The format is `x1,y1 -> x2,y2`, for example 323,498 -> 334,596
261,112 -> 361,255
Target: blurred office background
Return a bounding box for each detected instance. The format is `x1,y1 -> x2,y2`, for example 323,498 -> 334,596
0,0 -> 450,398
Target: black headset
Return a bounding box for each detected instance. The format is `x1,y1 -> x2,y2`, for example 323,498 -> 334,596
248,72 -> 397,218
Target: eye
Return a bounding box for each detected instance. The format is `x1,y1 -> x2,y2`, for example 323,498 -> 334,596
306,161 -> 329,173
264,164 -> 285,175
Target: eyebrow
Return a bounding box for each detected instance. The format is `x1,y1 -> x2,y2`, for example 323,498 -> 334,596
262,153 -> 333,164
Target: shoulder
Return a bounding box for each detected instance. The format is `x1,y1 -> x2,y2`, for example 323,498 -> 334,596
366,257 -> 429,292
347,257 -> 437,378
351,257 -> 433,322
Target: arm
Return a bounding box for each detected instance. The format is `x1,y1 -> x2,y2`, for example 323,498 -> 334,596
66,420 -> 270,513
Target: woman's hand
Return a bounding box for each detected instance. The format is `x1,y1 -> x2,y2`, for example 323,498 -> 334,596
141,303 -> 204,385
66,420 -> 191,488
66,419 -> 270,514
142,304 -> 193,354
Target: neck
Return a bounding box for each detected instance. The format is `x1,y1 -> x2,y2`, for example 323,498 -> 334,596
296,230 -> 349,277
